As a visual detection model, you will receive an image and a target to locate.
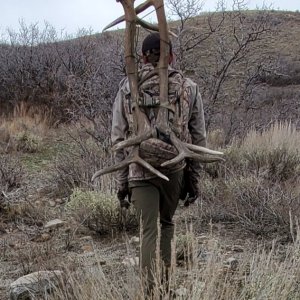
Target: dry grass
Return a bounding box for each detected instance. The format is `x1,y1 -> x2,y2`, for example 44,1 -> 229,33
46,231 -> 300,300
241,122 -> 299,153
233,122 -> 300,181
201,122 -> 300,236
1,122 -> 299,299
0,102 -> 53,153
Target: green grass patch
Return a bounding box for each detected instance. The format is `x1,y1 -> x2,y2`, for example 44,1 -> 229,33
20,141 -> 70,173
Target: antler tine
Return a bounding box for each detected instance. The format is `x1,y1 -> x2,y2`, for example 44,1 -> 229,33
112,128 -> 156,151
103,0 -> 152,31
103,15 -> 126,32
92,148 -> 169,182
138,19 -> 178,38
161,132 -> 224,168
103,1 -> 177,38
184,143 -> 224,156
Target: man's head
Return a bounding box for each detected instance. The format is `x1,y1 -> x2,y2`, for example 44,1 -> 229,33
142,33 -> 173,66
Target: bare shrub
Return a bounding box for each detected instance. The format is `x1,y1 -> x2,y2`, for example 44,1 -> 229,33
0,155 -> 24,193
0,155 -> 24,214
200,175 -> 299,235
50,124 -> 115,197
66,188 -> 137,235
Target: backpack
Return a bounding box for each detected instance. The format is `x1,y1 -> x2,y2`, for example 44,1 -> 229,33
124,64 -> 191,169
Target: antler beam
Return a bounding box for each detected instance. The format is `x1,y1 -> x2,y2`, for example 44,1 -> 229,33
103,0 -> 177,37
95,0 -> 169,182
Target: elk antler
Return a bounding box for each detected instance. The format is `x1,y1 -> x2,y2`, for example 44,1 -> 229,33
93,0 -> 167,182
92,0 -> 224,183
103,0 -> 177,37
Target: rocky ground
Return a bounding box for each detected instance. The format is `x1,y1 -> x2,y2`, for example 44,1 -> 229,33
0,167 -> 257,300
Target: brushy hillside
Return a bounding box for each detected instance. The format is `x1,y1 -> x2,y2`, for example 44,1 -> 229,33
0,6 -> 300,300
0,10 -> 299,142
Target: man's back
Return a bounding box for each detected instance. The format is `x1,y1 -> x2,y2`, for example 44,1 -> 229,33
112,62 -> 206,182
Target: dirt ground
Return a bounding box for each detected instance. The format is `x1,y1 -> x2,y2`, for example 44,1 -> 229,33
0,164 -> 259,299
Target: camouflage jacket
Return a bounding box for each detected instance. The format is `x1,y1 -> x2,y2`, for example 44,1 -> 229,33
111,63 -> 207,185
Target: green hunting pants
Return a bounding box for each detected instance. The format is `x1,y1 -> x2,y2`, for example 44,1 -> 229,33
130,170 -> 183,291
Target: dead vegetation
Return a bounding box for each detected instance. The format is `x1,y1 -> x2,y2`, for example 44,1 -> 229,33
1,106 -> 299,299
48,232 -> 300,300
0,5 -> 299,140
0,1 -> 300,299
0,102 -> 53,154
198,122 -> 300,237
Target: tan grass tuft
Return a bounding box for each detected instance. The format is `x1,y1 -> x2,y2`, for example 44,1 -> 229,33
0,102 -> 53,153
241,121 -> 299,152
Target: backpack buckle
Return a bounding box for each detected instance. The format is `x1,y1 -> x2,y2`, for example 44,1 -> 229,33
138,92 -> 160,107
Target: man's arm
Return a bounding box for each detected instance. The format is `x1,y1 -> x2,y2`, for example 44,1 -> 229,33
183,81 -> 207,203
188,83 -> 207,148
111,87 -> 129,186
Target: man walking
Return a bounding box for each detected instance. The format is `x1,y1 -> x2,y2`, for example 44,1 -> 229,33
111,32 -> 207,295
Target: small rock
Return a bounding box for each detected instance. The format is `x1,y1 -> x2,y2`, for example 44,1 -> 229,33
31,233 -> 51,243
122,256 -> 139,267
49,200 -> 56,207
9,270 -> 63,300
55,198 -> 64,204
79,236 -> 93,242
175,286 -> 188,298
224,257 -> 239,271
232,245 -> 244,252
129,236 -> 140,245
225,245 -> 244,252
8,241 -> 16,248
44,219 -> 65,230
81,244 -> 93,253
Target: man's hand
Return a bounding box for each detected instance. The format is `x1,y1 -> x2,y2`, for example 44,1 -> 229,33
180,168 -> 199,207
117,182 -> 131,209
183,177 -> 199,207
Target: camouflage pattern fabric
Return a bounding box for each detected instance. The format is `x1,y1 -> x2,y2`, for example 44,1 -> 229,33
111,63 -> 206,184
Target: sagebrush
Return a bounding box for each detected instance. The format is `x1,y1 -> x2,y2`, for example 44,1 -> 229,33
67,188 -> 137,234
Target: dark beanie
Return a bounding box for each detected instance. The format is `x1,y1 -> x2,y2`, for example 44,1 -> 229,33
142,33 -> 172,55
